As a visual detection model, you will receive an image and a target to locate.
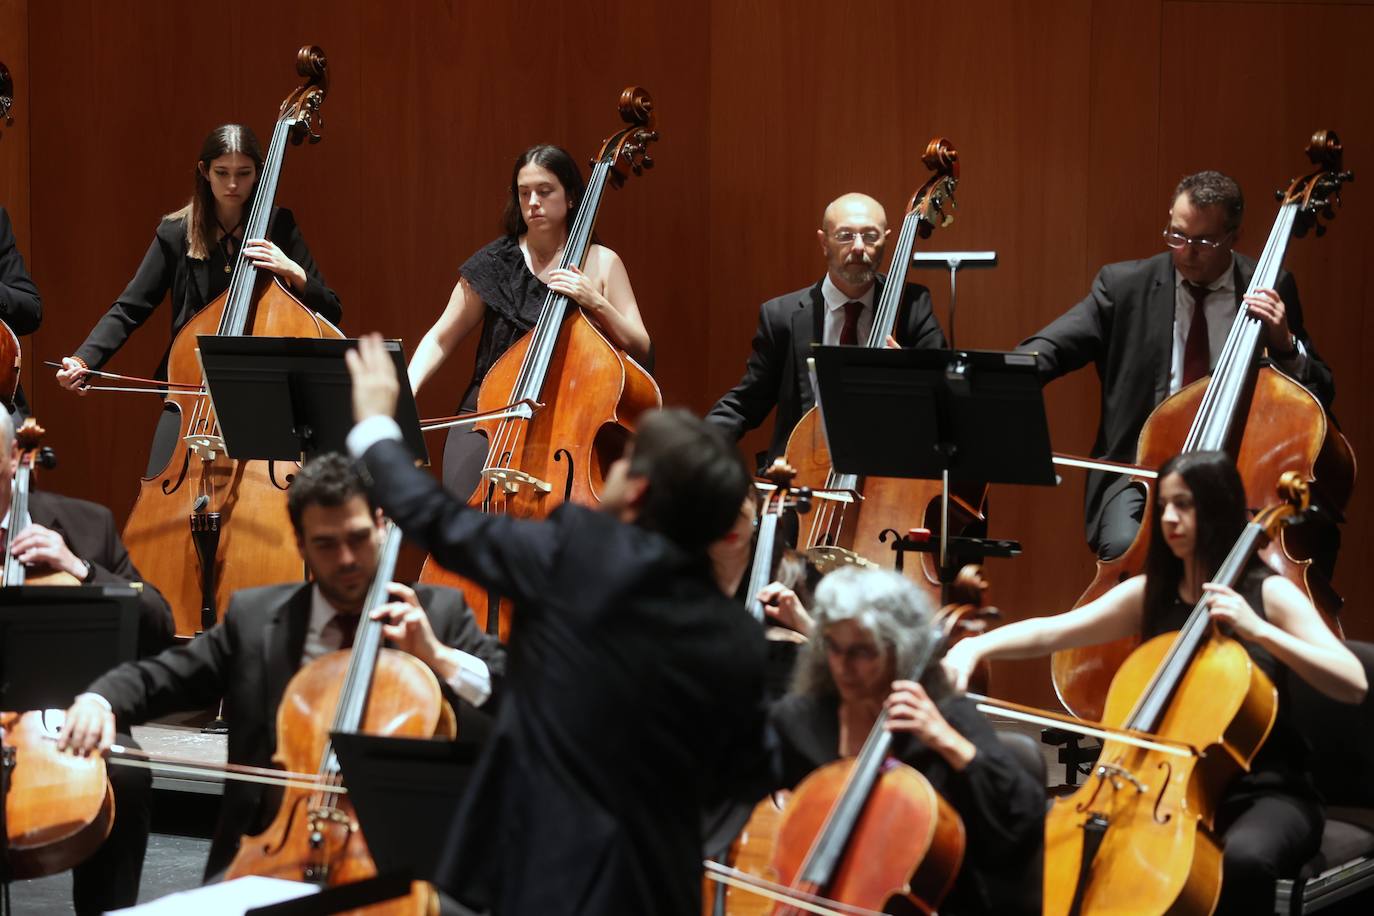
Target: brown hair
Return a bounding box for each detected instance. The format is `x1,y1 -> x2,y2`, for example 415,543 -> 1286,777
167,124 -> 265,259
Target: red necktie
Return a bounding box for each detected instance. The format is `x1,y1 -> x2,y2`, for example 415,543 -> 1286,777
839,301 -> 863,345
1181,282 -> 1211,386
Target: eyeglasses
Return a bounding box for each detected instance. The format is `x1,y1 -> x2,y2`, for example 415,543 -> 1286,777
830,229 -> 883,246
823,638 -> 881,663
1162,229 -> 1233,251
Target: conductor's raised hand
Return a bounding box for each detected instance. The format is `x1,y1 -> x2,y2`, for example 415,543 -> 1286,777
346,334 -> 399,423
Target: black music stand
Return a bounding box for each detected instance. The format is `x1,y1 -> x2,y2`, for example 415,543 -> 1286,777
196,336 -> 428,464
809,346 -> 1055,597
0,586 -> 139,710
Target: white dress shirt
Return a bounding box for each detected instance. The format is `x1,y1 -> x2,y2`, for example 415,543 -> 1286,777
820,274 -> 876,346
1169,258 -> 1307,394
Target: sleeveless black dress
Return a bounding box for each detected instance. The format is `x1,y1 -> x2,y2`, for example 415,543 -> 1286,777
442,236 -> 549,495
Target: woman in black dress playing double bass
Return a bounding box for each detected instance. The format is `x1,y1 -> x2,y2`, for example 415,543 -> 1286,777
56,124 -> 340,396
405,144 -> 651,494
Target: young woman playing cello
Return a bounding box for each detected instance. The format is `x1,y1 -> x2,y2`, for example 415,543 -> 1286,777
56,124 -> 341,391
749,566 -> 1045,915
405,143 -> 651,493
944,450 -> 1367,914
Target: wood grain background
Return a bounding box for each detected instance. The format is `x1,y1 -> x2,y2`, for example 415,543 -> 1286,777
2,0 -> 1371,708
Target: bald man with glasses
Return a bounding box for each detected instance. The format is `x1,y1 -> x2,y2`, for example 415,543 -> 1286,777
707,192 -> 947,470
1016,170 -> 1334,561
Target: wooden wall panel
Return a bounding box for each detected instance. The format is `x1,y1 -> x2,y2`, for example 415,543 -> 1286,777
12,0 -> 1374,711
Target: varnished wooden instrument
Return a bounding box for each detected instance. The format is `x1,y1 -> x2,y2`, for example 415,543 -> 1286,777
120,47 -> 343,637
1,710 -> 112,880
784,138 -> 987,605
418,87 -> 662,640
1052,130 -> 1357,721
225,524 -> 451,913
3,419 -> 80,586
1044,476 -> 1311,914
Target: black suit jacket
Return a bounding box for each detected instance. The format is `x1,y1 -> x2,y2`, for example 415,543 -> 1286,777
0,206 -> 43,418
359,437 -> 768,916
27,489 -> 174,657
707,275 -> 946,463
73,207 -> 342,378
1016,251 -> 1334,544
86,580 -> 501,880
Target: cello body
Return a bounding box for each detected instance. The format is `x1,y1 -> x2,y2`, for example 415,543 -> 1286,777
773,760 -> 964,914
225,648 -> 452,914
1044,632 -> 1275,915
122,275 -> 342,637
1,710 -> 113,880
1052,366 -> 1353,720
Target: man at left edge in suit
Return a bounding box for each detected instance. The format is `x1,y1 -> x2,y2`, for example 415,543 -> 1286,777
0,408 -> 174,656
0,205 -> 43,421
707,192 -> 947,468
55,453 -> 505,914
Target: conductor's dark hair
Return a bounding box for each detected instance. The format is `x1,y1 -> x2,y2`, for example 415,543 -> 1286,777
628,409 -> 753,555
1142,450 -> 1250,623
287,452 -> 376,535
1174,170 -> 1245,232
503,144 -> 588,238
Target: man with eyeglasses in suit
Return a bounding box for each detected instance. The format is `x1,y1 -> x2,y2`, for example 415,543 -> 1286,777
706,192 -> 947,470
1015,170 -> 1334,561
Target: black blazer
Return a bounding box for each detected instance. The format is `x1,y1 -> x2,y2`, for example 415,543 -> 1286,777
0,206 -> 43,418
359,437 -> 768,916
73,207 -> 342,378
28,489 -> 174,657
86,580 -> 501,880
1016,251 -> 1334,543
707,276 -> 946,464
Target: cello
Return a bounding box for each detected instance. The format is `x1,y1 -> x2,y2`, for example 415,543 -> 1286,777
1,710 -> 112,881
120,46 -> 343,638
1043,474 -> 1312,915
224,523 -> 451,912
418,87 -> 662,639
783,139 -> 987,605
1052,130 -> 1356,721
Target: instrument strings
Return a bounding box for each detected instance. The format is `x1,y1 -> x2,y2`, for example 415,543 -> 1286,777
1185,203 -> 1298,454
805,208 -> 920,552
483,159 -> 612,491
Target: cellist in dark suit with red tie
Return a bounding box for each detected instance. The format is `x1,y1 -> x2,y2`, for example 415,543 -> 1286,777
1015,170 -> 1334,561
707,192 -> 946,467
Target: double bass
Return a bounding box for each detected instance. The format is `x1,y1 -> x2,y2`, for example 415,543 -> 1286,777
1043,475 -> 1311,914
783,139 -> 987,604
418,87 -> 662,639
120,46 -> 343,638
225,524 -> 451,912
1052,130 -> 1356,721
